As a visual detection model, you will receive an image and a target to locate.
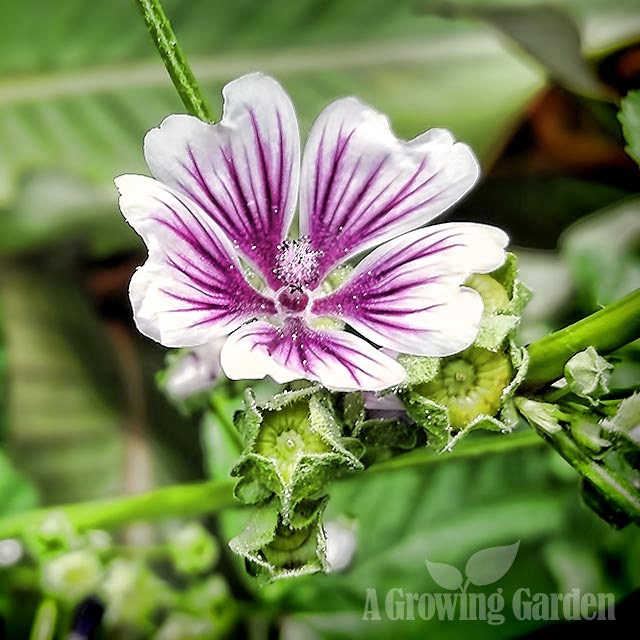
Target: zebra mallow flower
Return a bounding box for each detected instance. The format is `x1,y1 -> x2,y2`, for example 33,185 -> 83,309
116,73 -> 508,392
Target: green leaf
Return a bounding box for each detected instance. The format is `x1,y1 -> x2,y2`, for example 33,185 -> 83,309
0,0 -> 546,257
0,267 -> 124,504
0,449 -> 39,517
429,2 -> 610,98
561,196 -> 640,310
619,90 -> 640,165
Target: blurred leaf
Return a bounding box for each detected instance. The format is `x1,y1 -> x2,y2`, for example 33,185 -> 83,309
0,0 -> 546,257
271,444 -> 640,637
0,266 -> 125,503
0,449 -> 39,516
561,196 -> 640,310
619,90 -> 640,165
429,2 -> 610,98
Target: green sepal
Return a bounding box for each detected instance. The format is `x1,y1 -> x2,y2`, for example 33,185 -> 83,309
341,391 -> 417,449
469,253 -> 532,351
601,393 -> 640,468
564,347 -> 613,401
229,498 -> 328,583
231,386 -> 362,524
395,354 -> 440,388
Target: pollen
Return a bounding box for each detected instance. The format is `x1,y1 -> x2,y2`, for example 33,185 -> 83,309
274,236 -> 323,288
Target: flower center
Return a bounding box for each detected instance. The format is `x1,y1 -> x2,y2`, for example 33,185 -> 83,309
274,236 -> 322,289
277,287 -> 310,313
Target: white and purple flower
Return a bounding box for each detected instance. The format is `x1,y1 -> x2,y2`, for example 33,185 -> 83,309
116,73 -> 508,391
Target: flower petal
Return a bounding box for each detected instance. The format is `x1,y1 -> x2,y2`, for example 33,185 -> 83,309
144,73 -> 300,287
299,98 -> 479,281
311,223 -> 508,356
116,174 -> 276,347
220,319 -> 406,391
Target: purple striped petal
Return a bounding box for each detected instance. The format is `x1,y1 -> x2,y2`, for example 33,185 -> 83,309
116,175 -> 277,347
311,223 -> 508,356
144,73 -> 300,288
220,319 -> 407,391
299,99 -> 479,281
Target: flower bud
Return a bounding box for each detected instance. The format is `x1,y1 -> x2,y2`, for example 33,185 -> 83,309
41,550 -> 102,604
232,387 -> 362,524
168,522 -> 219,576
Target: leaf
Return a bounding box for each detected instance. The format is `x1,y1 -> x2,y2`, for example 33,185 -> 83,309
561,196 -> 640,310
464,541 -> 520,586
619,90 -> 640,166
0,266 -> 125,504
429,2 -> 610,98
0,0 -> 547,257
424,560 -> 463,590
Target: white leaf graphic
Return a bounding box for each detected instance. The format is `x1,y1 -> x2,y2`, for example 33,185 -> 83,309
425,560 -> 463,590
464,541 -> 520,586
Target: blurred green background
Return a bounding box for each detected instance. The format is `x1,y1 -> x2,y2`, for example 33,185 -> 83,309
0,0 -> 639,637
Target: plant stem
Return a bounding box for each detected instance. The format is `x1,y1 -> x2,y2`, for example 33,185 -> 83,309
133,0 -> 213,121
367,429 -> 542,474
528,422 -> 640,523
525,288 -> 640,388
210,392 -> 243,451
29,599 -> 57,640
0,480 -> 236,539
0,432 -> 542,537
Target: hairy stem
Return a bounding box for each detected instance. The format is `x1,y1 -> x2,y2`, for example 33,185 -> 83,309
528,422 -> 640,523
525,288 -> 640,388
133,0 -> 213,120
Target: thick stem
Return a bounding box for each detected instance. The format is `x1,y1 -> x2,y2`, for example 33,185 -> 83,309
524,288 -> 640,388
133,0 -> 213,121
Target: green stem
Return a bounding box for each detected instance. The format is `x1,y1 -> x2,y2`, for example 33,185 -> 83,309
0,432 -> 541,537
0,480 -> 236,539
525,288 -> 640,388
367,429 -> 542,474
210,392 -> 243,451
133,0 -> 213,120
29,599 -> 57,640
528,422 -> 640,523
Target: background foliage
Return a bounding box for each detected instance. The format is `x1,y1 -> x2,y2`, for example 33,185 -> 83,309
0,0 -> 639,637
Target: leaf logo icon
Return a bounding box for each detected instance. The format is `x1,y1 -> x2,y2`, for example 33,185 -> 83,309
464,541 -> 520,586
424,560 -> 463,590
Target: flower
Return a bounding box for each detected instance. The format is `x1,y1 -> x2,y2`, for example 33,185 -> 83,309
162,337 -> 225,400
116,73 -> 508,391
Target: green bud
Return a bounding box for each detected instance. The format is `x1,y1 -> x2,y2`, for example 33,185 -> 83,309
414,347 -> 512,429
232,387 -> 362,524
41,550 -> 102,603
467,253 -> 532,351
402,343 -> 527,450
183,575 -> 230,618
515,398 -> 564,435
102,560 -> 172,629
229,498 -> 327,582
466,274 -> 510,313
564,347 -> 613,400
602,393 -> 640,467
169,522 -> 219,576
26,512 -> 80,559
